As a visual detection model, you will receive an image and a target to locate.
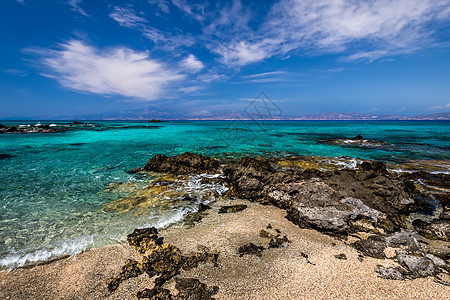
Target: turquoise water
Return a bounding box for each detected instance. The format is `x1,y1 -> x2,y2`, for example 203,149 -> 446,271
0,121 -> 449,267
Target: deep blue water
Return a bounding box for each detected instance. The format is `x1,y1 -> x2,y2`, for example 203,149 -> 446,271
0,120 -> 449,267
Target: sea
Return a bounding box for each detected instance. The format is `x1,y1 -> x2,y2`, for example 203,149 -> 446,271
0,120 -> 449,268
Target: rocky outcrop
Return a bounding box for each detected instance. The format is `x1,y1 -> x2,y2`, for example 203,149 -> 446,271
143,153 -> 220,175
412,219 -> 450,241
131,153 -> 449,283
0,124 -> 57,134
107,227 -> 219,298
318,135 -> 387,148
223,158 -> 419,234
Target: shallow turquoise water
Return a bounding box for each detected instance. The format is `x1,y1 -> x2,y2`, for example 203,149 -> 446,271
0,121 -> 449,267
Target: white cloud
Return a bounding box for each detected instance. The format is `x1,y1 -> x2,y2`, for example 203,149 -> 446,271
149,0 -> 170,13
180,54 -> 204,72
171,0 -> 206,21
213,0 -> 450,66
109,6 -> 147,28
215,40 -> 272,66
190,109 -> 212,117
143,28 -> 195,50
345,50 -> 389,62
197,73 -> 227,83
428,103 -> 450,110
242,71 -> 288,79
67,0 -> 88,17
33,40 -> 184,101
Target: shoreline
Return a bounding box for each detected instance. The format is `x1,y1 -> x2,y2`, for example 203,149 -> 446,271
1,198 -> 449,299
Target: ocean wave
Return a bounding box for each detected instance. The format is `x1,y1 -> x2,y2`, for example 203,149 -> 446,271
0,235 -> 95,269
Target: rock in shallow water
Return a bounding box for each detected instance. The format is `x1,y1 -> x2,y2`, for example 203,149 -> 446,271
413,219 -> 450,241
143,152 -> 220,175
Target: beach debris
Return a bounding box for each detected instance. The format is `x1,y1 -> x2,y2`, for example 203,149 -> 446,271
259,225 -> 291,249
300,252 -> 315,265
238,243 -> 265,257
334,253 -> 347,260
218,204 -> 247,214
107,227 -> 219,297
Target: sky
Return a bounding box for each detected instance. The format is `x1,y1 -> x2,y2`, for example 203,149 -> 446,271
1,0 -> 450,119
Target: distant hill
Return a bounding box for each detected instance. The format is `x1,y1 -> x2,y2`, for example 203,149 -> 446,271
187,112 -> 450,121
1,111 -> 449,121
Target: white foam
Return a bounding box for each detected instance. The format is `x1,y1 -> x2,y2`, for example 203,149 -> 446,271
0,235 -> 95,269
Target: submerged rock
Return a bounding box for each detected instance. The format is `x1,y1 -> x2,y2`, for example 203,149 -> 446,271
143,153 -> 220,175
318,136 -> 387,148
0,154 -> 13,160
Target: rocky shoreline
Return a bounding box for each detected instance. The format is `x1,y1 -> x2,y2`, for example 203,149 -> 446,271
1,152 -> 449,299
101,152 -> 450,298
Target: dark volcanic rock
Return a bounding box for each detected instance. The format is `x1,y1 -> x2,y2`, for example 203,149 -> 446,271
353,232 -> 421,259
148,119 -> 163,123
238,243 -> 265,257
223,156 -> 419,235
412,219 -> 450,241
396,254 -> 441,279
375,265 -> 407,280
175,277 -> 218,300
268,235 -> 290,248
108,227 -> 217,297
353,235 -> 388,259
137,286 -> 172,299
144,153 -> 220,175
218,204 -> 247,214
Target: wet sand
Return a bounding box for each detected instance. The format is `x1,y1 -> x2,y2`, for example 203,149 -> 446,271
0,199 -> 448,299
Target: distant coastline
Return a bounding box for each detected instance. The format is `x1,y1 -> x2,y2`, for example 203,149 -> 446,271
1,111 -> 449,121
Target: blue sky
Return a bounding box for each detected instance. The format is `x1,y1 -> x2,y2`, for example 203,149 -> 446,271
1,0 -> 450,119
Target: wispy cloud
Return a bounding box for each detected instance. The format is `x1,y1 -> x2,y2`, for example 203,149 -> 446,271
16,0 -> 25,5
67,0 -> 88,17
180,54 -> 204,73
109,6 -> 147,28
3,68 -> 28,77
213,0 -> 450,66
171,0 -> 207,21
29,40 -> 184,101
149,0 -> 170,14
242,71 -> 289,79
428,103 -> 450,110
143,28 -> 195,50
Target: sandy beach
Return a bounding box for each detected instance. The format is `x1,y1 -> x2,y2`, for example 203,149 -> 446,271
1,198 -> 448,299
